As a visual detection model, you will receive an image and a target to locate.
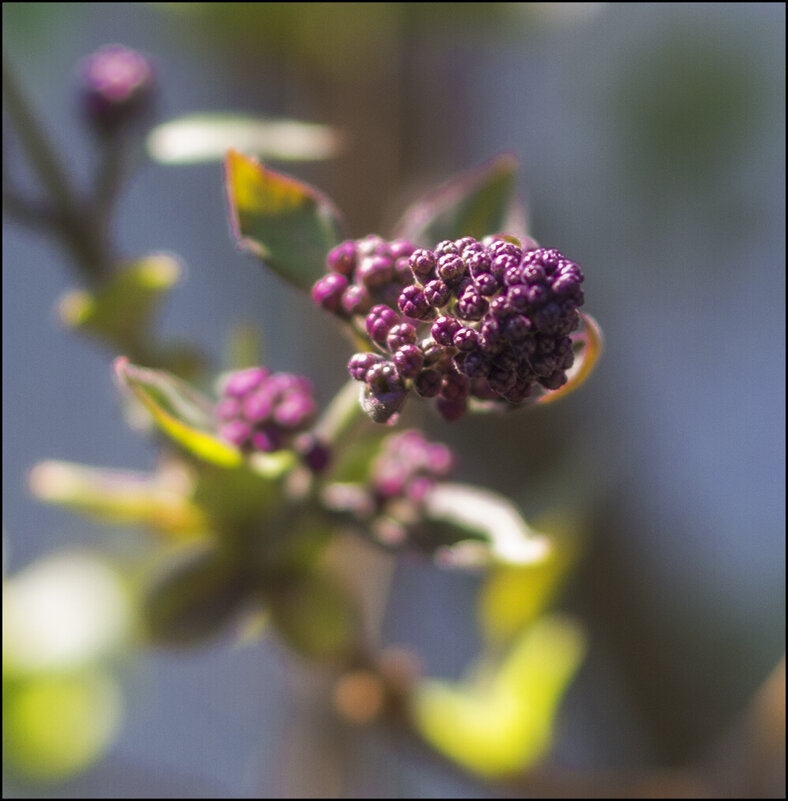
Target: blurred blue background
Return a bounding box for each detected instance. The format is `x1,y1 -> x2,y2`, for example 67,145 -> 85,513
3,3 -> 785,796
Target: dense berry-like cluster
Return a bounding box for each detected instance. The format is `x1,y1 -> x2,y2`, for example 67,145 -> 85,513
313,235 -> 585,422
80,45 -> 155,135
216,367 -> 328,469
370,430 -> 455,508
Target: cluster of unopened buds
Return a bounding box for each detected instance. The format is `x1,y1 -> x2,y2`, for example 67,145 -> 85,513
312,234 -> 585,423
324,430 -> 456,551
216,367 -> 330,471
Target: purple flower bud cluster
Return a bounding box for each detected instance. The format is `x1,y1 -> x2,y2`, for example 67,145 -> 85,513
370,430 -> 455,508
313,234 -> 585,422
216,367 -> 327,467
80,45 -> 155,135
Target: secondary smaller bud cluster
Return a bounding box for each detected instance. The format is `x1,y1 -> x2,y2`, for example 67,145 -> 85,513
313,234 -> 585,422
217,368 -> 328,469
370,430 -> 455,509
80,44 -> 155,135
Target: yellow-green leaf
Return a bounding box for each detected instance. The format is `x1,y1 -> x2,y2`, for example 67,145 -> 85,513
59,254 -> 181,348
413,615 -> 586,778
28,460 -> 205,536
114,357 -> 242,468
3,670 -> 123,783
479,532 -> 577,647
225,149 -> 343,291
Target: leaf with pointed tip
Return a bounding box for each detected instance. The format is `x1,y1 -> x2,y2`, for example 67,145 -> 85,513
394,154 -> 523,246
424,483 -> 551,568
58,254 -> 181,348
413,615 -> 586,778
28,460 -> 205,536
114,358 -> 242,468
225,150 -> 343,291
147,113 -> 341,164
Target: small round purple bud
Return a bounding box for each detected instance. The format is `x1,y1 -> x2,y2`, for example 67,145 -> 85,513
81,45 -> 155,135
398,285 -> 431,320
423,279 -> 451,308
327,241 -> 357,276
440,372 -> 471,403
437,253 -> 465,283
312,273 -> 349,313
452,327 -> 480,352
393,345 -> 425,379
474,272 -> 499,296
465,249 -> 492,277
457,288 -> 488,321
366,305 -> 400,344
223,367 -> 269,398
348,352 -> 385,381
414,369 -> 442,398
386,322 -> 417,352
389,239 -> 416,259
409,249 -> 436,280
295,434 -> 332,473
431,316 -> 461,346
341,284 -> 372,316
242,390 -> 274,424
434,240 -> 460,257
357,255 -> 394,288
219,420 -> 252,448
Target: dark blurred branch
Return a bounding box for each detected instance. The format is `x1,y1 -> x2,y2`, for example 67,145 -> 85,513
3,55 -> 114,281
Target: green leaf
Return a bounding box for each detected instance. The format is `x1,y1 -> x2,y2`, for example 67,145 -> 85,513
114,358 -> 243,468
268,570 -> 358,661
478,533 -> 577,647
424,483 -> 551,568
3,670 -> 122,783
394,154 -> 523,246
147,113 -> 341,164
225,149 -> 343,291
192,463 -> 279,539
413,615 -> 586,778
59,254 -> 182,348
28,460 -> 205,536
142,543 -> 251,646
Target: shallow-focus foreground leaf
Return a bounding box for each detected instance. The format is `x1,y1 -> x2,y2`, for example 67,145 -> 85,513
225,150 -> 343,291
413,615 -> 586,778
268,570 -> 358,661
28,460 -> 204,537
114,357 -> 242,468
479,532 -> 577,648
394,154 -> 522,246
142,542 -> 251,646
424,483 -> 551,568
148,113 -> 340,164
58,254 -> 181,348
3,552 -> 129,782
3,670 -> 123,783
3,551 -> 130,676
